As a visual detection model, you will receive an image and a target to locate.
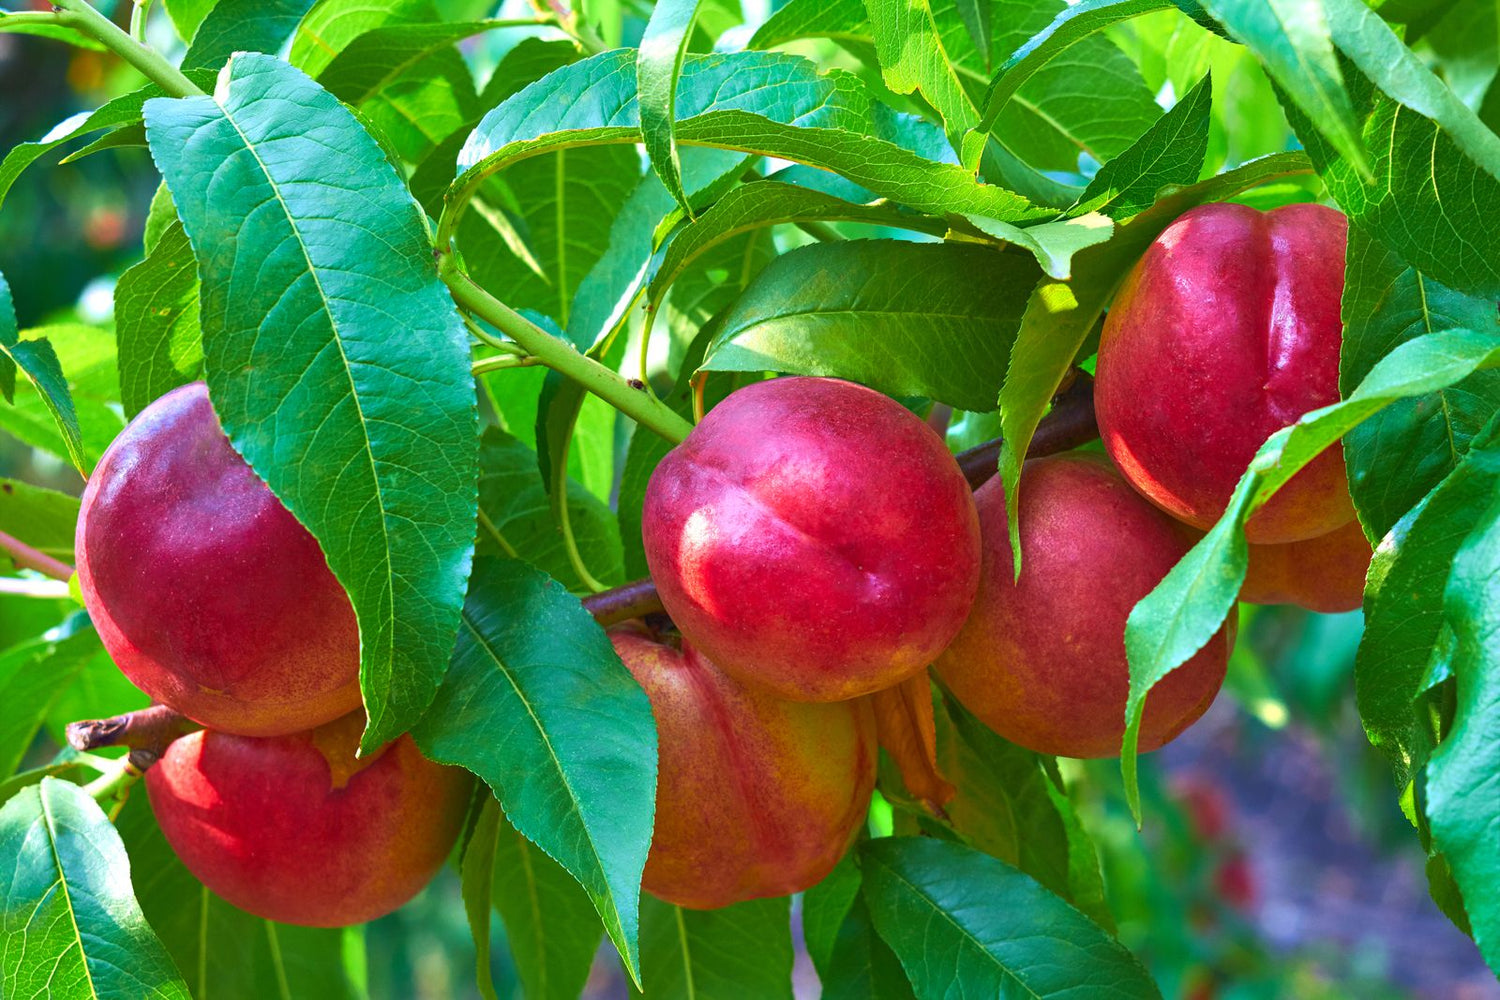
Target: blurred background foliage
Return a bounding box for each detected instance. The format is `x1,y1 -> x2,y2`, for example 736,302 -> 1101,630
1,0 -> 1497,997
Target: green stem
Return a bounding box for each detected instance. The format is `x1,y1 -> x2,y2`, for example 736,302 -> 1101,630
0,11 -> 65,28
83,755 -> 141,806
439,253 -> 694,444
796,220 -> 843,243
130,0 -> 152,43
52,0 -> 201,98
472,354 -> 542,375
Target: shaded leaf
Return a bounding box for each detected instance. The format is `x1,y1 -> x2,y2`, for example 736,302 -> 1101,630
638,0 -> 703,210
182,0 -> 319,71
630,895 -> 793,1000
114,222 -> 204,418
0,478 -> 79,561
0,615 -> 99,780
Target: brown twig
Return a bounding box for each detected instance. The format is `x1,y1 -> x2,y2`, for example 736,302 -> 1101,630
0,530 -> 75,582
956,370 -> 1096,490
582,576 -> 666,626
66,703 -> 198,765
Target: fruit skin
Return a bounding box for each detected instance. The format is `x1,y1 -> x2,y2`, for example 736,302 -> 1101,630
610,624 -> 876,909
146,711 -> 472,927
934,453 -> 1232,759
1095,203 -> 1353,543
1241,518 -> 1371,613
642,376 -> 981,702
76,382 -> 361,737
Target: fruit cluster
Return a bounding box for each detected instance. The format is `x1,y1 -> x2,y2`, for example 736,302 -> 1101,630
74,203 -> 1369,925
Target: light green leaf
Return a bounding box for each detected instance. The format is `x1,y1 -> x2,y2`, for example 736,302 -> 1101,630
145,53 -> 478,750
412,557 -> 657,987
0,478 -> 79,561
0,778 -> 190,1000
861,838 -> 1159,998
963,213 -> 1115,281
1196,0 -> 1370,179
702,239 -> 1040,411
0,616 -> 100,780
114,222 -> 204,419
0,292 -> 89,475
638,0 -> 703,212
182,0 -> 319,71
1122,329 -> 1500,818
865,0 -> 983,161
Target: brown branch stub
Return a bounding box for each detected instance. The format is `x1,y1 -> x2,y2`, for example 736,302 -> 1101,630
583,577 -> 665,627
0,529 -> 75,582
956,370 -> 1096,490
66,703 -> 197,762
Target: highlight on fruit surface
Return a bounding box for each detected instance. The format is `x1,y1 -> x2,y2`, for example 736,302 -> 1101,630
642,376 -> 981,703
1095,203 -> 1353,543
75,382 -> 362,737
145,710 -> 472,927
935,453 -> 1233,759
609,622 -> 876,909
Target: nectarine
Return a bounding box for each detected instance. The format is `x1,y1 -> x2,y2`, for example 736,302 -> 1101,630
642,377 -> 980,702
935,454 -> 1231,758
1241,518 -> 1371,613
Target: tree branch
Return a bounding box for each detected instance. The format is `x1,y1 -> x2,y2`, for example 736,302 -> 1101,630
51,0 -> 202,98
0,530 -> 75,582
66,703 -> 198,765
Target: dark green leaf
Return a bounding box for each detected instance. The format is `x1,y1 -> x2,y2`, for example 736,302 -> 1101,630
145,53 -> 478,750
1426,471 -> 1500,976
1123,329 -> 1500,817
461,796 -> 502,1000
861,838 -> 1159,998
1281,0 -> 1500,299
1340,226 -> 1500,540
0,319 -> 107,475
804,853 -> 915,1000
1356,419 -> 1500,788
0,748 -> 89,808
0,478 -> 79,561
702,240 -> 1038,410
412,557 -> 657,986
485,798 -> 605,1000
182,0 -> 318,71
476,427 -> 623,593
0,270 -> 13,401
631,895 -> 793,1000
115,222 -> 204,419
115,793 -> 360,1000
1073,72 -> 1212,219
0,778 -> 189,999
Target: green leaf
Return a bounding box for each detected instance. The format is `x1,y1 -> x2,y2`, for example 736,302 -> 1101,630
1072,71 -> 1212,219
1195,0 -> 1370,179
1355,416 -> 1500,788
0,778 -> 190,1000
316,20 -> 505,106
483,797 -> 605,1000
163,0 -> 218,41
145,53 -> 478,750
115,793 -> 361,1000
182,0 -> 319,71
411,557 -> 657,987
0,478 -> 80,561
0,616 -> 100,780
974,0 -> 1175,142
648,180 -> 948,317
461,796 -> 502,1000
1340,226 -> 1500,540
1281,0 -> 1500,299
631,895 -> 793,1000
866,0 -> 983,162
997,151 -> 1312,572
804,853 -> 916,1000
0,314 -> 97,476
963,213 -> 1116,281
452,50 -> 1047,230
476,427 -> 624,593
0,748 -> 90,809
936,694 -> 1112,928
1122,328 -> 1500,818
701,240 -> 1038,411
861,838 -> 1159,998
638,0 -> 704,212
114,222 -> 204,419
1426,484 -> 1500,975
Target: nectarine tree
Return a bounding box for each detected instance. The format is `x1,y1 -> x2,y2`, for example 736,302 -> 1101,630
0,1 -> 1496,997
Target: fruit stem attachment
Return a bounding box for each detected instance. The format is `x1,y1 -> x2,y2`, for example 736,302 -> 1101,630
82,753 -> 145,817
581,577 -> 666,626
0,530 -> 74,582
67,704 -> 199,765
438,250 -> 695,444
50,0 -> 202,99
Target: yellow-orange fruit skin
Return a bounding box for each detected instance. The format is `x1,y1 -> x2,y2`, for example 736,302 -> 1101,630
1241,518 -> 1372,613
935,453 -> 1232,759
610,627 -> 876,909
